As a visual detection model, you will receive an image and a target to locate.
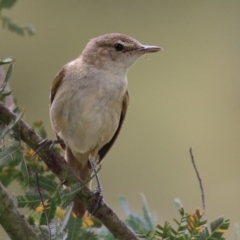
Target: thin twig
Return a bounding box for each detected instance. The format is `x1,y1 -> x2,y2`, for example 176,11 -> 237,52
189,147 -> 205,212
35,173 -> 50,240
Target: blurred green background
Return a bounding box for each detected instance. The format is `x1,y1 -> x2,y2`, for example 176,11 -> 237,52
1,0 -> 240,238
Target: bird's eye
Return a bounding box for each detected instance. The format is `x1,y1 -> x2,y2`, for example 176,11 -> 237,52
114,43 -> 124,51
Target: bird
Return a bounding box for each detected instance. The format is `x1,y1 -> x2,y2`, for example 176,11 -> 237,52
49,33 -> 161,216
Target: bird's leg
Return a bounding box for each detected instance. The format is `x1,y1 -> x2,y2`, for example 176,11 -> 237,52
89,159 -> 102,194
89,155 -> 104,214
31,138 -> 64,160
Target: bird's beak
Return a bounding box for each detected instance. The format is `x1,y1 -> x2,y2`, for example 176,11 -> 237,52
138,45 -> 163,53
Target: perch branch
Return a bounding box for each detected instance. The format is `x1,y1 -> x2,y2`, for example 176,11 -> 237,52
0,181 -> 40,240
0,101 -> 139,240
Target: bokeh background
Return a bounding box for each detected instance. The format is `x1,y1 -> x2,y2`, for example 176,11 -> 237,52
1,1 -> 240,238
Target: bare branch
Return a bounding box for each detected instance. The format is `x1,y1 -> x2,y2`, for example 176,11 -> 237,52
0,181 -> 40,240
189,147 -> 205,212
0,101 -> 139,240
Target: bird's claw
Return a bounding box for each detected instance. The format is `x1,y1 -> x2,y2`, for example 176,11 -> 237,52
31,139 -> 61,160
90,186 -> 104,215
88,159 -> 104,215
94,186 -> 104,199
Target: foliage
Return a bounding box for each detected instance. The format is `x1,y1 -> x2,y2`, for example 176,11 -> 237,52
0,58 -> 231,239
136,207 -> 230,240
0,0 -> 35,36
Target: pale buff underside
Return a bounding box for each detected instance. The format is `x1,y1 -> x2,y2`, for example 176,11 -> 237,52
50,58 -> 128,166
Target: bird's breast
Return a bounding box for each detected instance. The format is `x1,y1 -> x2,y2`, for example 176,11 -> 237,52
50,71 -> 127,154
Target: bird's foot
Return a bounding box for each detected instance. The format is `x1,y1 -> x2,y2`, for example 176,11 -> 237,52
31,139 -> 63,160
94,185 -> 104,201
90,186 -> 104,215
88,159 -> 104,214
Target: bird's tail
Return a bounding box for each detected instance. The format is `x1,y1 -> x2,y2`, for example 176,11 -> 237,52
65,147 -> 92,217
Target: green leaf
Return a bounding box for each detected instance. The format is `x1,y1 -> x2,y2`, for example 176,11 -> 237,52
27,216 -> 35,226
119,196 -> 132,216
126,214 -> 149,234
0,58 -> 14,66
120,195 -> 156,234
39,200 -> 57,225
0,91 -> 12,101
198,227 -> 209,240
36,225 -> 50,240
139,193 -> 154,230
136,228 -> 153,240
178,225 -> 187,232
0,0 -> 17,10
66,216 -> 82,240
29,175 -> 58,192
179,208 -> 185,217
17,193 -> 48,209
52,190 -> 62,206
59,183 -> 83,208
155,222 -> 174,239
0,110 -> 23,139
1,16 -> 35,36
0,145 -> 21,166
173,218 -> 180,225
79,230 -> 99,240
0,167 -> 22,187
209,216 -> 230,239
119,197 -> 147,232
28,211 -> 41,227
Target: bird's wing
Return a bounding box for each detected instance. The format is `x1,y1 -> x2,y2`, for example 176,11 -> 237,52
50,68 -> 66,150
98,90 -> 129,163
50,68 -> 65,105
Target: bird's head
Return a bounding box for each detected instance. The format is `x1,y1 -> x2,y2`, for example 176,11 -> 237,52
81,33 -> 162,71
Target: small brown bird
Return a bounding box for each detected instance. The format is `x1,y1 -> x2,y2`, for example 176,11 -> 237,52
49,33 -> 161,216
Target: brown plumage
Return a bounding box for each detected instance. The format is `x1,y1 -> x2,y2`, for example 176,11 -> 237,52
49,33 -> 161,216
